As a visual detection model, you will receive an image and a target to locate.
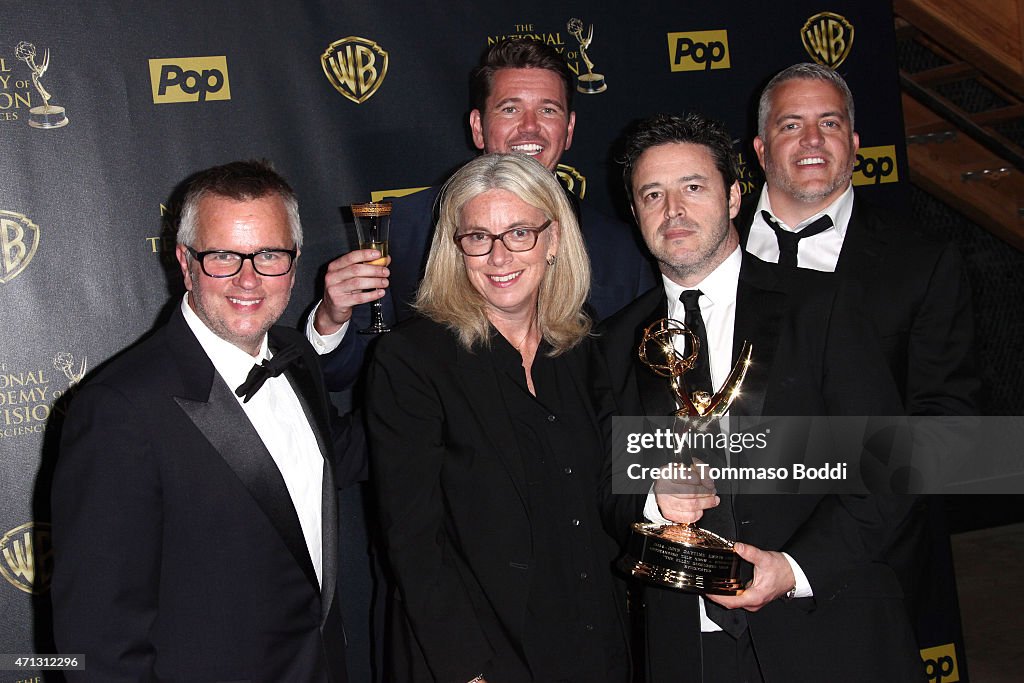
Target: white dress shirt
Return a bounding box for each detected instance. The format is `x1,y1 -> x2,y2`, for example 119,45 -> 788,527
305,300 -> 348,355
746,184 -> 855,272
182,295 -> 326,586
641,247 -> 811,629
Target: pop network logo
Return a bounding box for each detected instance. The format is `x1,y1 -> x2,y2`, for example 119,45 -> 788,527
149,56 -> 231,104
0,521 -> 52,595
0,210 -> 40,284
920,643 -> 959,683
853,145 -> 899,186
802,12 -> 855,69
321,37 -> 388,104
668,30 -> 730,72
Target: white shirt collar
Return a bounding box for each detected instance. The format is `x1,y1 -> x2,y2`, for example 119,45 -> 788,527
180,294 -> 270,393
662,244 -> 742,308
755,183 -> 854,238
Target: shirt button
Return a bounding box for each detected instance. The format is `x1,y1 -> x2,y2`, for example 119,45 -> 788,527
584,624 -> 594,631
564,466 -> 573,475
572,518 -> 581,526
579,571 -> 589,580
547,414 -> 556,422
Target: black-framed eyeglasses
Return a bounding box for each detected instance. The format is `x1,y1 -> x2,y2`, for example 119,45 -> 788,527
453,220 -> 552,257
186,246 -> 297,278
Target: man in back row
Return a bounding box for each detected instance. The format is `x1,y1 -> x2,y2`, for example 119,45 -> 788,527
306,38 -> 656,390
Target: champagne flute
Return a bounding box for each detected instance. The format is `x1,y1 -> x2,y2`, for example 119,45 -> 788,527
351,201 -> 392,334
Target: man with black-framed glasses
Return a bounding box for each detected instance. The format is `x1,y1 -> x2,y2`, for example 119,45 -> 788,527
52,159 -> 364,682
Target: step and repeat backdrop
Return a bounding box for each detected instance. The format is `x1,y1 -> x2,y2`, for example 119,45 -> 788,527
2,1 -> 955,681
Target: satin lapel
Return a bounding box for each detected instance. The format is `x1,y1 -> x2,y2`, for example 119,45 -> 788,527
268,331 -> 338,616
731,257 -> 785,418
456,344 -> 528,506
634,296 -> 677,417
834,199 -> 884,279
319,460 -> 338,626
173,364 -> 320,594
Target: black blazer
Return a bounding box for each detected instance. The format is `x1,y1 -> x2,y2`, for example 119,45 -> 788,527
595,253 -> 925,683
737,193 -> 979,416
52,307 -> 362,683
365,316 -> 629,682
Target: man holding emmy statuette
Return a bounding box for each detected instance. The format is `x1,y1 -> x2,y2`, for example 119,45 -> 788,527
595,114 -> 924,682
305,37 -> 654,391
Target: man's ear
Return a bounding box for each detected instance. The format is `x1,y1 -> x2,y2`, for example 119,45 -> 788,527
728,181 -> 741,220
175,244 -> 193,292
469,109 -> 486,151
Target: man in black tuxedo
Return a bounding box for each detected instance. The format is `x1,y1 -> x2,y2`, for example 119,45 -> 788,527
741,62 -> 979,651
52,161 -> 362,682
741,62 -> 977,416
306,38 -> 655,390
597,113 -> 924,682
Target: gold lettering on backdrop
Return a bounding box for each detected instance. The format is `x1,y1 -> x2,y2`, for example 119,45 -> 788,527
0,359 -> 79,439
485,26 -> 577,76
736,152 -> 758,196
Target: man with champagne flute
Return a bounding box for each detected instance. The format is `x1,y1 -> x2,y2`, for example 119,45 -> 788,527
304,37 -> 655,389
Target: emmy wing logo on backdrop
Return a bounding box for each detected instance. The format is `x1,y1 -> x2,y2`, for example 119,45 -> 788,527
14,41 -> 69,128
667,30 -> 731,72
0,210 -> 40,284
802,12 -> 854,69
0,522 -> 52,594
149,56 -> 231,104
321,37 -> 389,104
566,18 -> 607,94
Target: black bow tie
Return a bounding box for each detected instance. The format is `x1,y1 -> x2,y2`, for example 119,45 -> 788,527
235,344 -> 303,403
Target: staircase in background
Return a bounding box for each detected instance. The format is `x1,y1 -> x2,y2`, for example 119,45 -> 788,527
894,0 -> 1024,252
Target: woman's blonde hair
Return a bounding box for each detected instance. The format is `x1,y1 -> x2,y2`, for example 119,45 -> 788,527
415,153 -> 591,355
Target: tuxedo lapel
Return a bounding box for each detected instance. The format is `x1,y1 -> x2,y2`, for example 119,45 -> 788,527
835,198 -> 884,279
166,314 -> 320,595
731,256 -> 786,418
633,295 -> 677,417
174,375 -> 321,593
268,330 -> 339,618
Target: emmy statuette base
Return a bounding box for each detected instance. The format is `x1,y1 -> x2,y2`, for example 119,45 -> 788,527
576,73 -> 607,94
28,105 -> 69,129
619,522 -> 744,596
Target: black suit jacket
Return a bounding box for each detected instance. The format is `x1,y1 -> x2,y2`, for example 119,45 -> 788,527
737,192 -> 978,416
365,316 -> 629,682
595,253 -> 925,682
321,186 -> 656,391
52,307 -> 363,683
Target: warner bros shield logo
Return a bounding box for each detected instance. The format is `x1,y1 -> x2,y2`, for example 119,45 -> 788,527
1,522 -> 53,594
321,37 -> 389,104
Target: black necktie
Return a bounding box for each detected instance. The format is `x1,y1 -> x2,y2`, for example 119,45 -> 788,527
678,290 -> 713,402
761,210 -> 833,268
679,292 -> 748,637
235,344 -> 303,403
